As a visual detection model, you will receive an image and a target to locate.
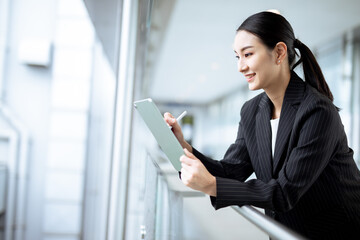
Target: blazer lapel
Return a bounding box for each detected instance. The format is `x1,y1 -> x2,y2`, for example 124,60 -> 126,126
273,72 -> 305,175
256,93 -> 273,181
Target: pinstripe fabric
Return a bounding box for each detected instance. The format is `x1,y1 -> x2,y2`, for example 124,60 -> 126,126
193,71 -> 360,239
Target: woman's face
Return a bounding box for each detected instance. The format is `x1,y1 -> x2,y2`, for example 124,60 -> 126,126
233,30 -> 279,91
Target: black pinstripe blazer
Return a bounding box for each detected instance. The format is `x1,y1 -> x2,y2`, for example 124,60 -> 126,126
193,71 -> 360,239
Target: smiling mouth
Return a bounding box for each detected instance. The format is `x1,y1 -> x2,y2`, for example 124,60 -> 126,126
245,73 -> 256,82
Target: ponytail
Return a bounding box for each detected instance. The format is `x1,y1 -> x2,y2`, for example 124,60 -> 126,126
292,39 -> 334,102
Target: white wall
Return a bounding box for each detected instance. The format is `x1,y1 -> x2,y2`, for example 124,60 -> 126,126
3,0 -> 56,239
44,1 -> 94,239
1,0 -> 95,239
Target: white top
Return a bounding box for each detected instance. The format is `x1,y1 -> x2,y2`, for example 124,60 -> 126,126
270,118 -> 280,158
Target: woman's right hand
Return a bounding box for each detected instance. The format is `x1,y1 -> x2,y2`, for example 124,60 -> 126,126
164,112 -> 193,153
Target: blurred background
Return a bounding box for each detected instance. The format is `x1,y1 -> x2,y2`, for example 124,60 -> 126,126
1,0 -> 360,239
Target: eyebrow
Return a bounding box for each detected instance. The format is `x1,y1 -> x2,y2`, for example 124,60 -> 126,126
234,46 -> 254,54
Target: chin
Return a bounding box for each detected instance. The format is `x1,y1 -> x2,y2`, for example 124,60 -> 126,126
248,84 -> 260,91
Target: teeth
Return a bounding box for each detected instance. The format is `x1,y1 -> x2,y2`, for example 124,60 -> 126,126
247,74 -> 255,79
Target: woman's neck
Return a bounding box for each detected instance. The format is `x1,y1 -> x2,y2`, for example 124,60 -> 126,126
265,69 -> 291,119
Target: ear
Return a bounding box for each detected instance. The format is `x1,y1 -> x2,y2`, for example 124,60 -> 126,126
274,42 -> 287,64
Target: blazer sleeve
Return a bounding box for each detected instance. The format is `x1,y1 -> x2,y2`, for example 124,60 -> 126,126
192,119 -> 254,182
211,101 -> 344,212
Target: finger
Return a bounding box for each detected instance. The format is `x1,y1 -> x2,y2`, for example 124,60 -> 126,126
180,167 -> 191,185
180,167 -> 187,178
184,148 -> 197,160
181,159 -> 194,170
164,112 -> 174,118
164,112 -> 176,124
181,165 -> 191,175
180,155 -> 193,165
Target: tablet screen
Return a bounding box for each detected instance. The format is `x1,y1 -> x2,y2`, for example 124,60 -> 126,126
134,98 -> 183,171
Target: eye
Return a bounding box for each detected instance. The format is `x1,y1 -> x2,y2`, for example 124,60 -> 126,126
235,55 -> 240,59
244,53 -> 253,57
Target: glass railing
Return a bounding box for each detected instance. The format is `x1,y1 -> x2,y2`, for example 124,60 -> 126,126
142,148 -> 307,240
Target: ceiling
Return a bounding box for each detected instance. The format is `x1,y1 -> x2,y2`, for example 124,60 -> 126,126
146,0 -> 360,105
84,0 -> 122,72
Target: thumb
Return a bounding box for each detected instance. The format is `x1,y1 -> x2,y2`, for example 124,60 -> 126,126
184,148 -> 196,160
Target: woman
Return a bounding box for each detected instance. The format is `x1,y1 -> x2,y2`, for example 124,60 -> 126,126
165,11 -> 360,239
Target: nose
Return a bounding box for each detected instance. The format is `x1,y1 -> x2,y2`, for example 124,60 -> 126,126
237,58 -> 248,73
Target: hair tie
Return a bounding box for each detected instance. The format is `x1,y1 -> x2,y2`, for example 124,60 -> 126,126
294,39 -> 303,49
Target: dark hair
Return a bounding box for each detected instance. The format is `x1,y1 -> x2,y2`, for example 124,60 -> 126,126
237,11 -> 334,102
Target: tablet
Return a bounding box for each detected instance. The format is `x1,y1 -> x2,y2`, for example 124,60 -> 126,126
134,98 -> 183,171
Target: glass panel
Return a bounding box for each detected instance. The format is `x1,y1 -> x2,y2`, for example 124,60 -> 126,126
143,155 -> 158,239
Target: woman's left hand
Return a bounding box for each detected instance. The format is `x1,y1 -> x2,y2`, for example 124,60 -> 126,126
180,148 -> 217,196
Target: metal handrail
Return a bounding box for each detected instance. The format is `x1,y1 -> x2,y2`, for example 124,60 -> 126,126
231,205 -> 307,240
